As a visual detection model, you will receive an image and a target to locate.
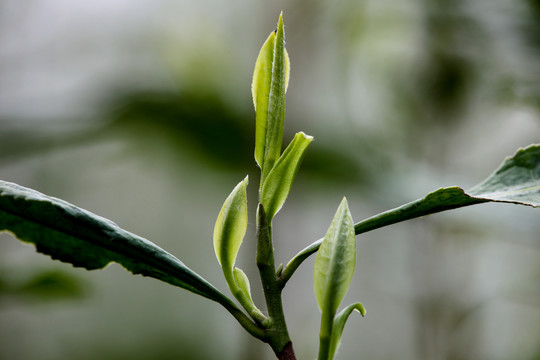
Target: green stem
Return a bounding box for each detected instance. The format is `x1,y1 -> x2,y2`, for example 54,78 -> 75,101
223,268 -> 267,325
279,193 -> 486,285
317,309 -> 334,360
256,204 -> 296,359
216,294 -> 267,341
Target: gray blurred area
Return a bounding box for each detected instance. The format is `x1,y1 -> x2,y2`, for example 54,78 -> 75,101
1,0 -> 539,359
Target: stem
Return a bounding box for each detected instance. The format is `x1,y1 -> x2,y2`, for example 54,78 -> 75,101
256,204 -> 296,359
279,342 -> 296,360
223,268 -> 267,325
317,309 -> 334,360
279,191 -> 487,285
217,294 -> 267,341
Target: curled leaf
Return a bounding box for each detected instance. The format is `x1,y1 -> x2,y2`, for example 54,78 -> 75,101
233,267 -> 253,303
213,176 -> 249,274
329,302 -> 366,359
213,177 -> 265,322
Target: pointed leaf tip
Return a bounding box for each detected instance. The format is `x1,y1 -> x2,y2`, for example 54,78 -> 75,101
252,13 -> 290,179
329,302 -> 366,359
314,197 -> 356,314
213,176 -> 249,271
261,132 -> 313,221
0,180 -> 231,304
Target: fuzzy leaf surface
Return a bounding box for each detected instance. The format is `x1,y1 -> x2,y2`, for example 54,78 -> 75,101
261,132 -> 313,221
0,180 -> 232,304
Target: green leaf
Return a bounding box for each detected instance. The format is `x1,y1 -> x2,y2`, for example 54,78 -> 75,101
233,267 -> 253,303
260,132 -> 313,222
252,13 -> 291,181
0,180 -> 232,305
329,302 -> 366,360
314,197 -> 356,315
315,198 -> 356,360
213,176 -> 249,273
352,144 -> 540,235
468,144 -> 540,204
281,144 -> 540,286
213,177 -> 265,321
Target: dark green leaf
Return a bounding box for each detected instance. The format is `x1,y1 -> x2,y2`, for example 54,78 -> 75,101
0,180 -> 233,305
468,144 -> 540,204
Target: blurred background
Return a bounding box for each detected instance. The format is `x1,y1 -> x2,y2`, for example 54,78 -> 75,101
1,0 -> 539,359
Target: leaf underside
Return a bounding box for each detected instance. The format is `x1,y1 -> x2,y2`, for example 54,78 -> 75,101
0,180 -> 232,305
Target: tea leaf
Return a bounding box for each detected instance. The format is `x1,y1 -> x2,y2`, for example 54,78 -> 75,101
314,198 -> 356,315
253,13 -> 290,181
315,198 -> 356,360
261,132 -> 313,221
213,176 -> 249,275
233,267 -> 253,303
329,302 -> 366,360
0,181 -> 232,304
282,144 -> 540,286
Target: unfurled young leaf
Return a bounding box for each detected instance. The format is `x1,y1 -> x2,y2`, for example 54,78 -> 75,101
261,132 -> 313,222
314,198 -> 356,314
314,197 -> 356,360
213,176 -> 249,274
329,302 -> 366,360
213,177 -> 265,321
252,13 -> 291,182
282,144 -> 540,288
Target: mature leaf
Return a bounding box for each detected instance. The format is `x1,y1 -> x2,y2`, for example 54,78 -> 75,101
213,176 -> 249,275
352,144 -> 540,234
282,144 -> 540,286
329,303 -> 366,360
0,180 -> 233,305
252,13 -> 290,181
468,144 -> 540,204
314,198 -> 356,315
261,132 -> 313,221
